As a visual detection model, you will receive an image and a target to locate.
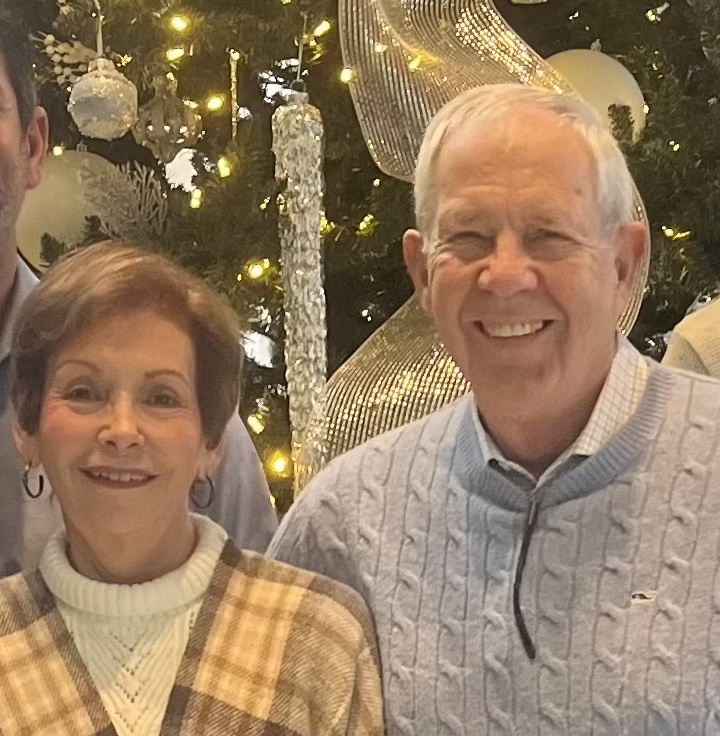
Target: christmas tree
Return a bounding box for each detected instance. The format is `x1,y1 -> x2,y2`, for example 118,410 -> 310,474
16,0 -> 720,508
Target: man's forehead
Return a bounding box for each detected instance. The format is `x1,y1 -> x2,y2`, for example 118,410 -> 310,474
438,107 -> 588,163
435,118 -> 595,199
436,197 -> 587,230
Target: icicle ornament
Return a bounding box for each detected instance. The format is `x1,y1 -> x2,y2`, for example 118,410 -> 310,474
272,86 -> 328,485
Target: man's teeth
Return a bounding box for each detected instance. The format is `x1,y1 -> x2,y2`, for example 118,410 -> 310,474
482,321 -> 544,338
89,471 -> 150,483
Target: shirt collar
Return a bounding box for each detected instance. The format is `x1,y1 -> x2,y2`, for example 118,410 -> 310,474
472,335 -> 649,486
0,256 -> 39,364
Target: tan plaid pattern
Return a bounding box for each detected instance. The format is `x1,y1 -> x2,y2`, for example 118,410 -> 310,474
0,544 -> 383,736
0,574 -> 114,735
474,337 -> 649,485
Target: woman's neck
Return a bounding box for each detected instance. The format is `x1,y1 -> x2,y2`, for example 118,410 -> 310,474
64,514 -> 197,585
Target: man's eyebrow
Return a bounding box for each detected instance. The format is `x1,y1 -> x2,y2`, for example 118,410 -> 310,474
438,210 -> 488,230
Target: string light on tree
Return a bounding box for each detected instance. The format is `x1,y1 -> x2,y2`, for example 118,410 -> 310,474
166,47 -> 186,62
340,67 -> 355,83
170,15 -> 190,32
52,145 -> 65,157
247,413 -> 266,434
267,450 -> 292,478
357,213 -> 377,236
313,20 -> 332,37
206,95 -> 225,112
189,188 -> 203,209
646,2 -> 670,23
319,213 -> 336,236
217,156 -> 232,178
246,258 -> 271,279
662,225 -> 692,241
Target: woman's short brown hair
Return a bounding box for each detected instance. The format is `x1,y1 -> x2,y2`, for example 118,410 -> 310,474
11,241 -> 243,448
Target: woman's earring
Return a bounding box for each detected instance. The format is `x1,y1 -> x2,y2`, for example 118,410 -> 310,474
190,476 -> 215,509
22,463 -> 45,499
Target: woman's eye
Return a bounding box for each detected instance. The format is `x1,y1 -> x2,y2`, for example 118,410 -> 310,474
147,392 -> 180,407
64,386 -> 99,402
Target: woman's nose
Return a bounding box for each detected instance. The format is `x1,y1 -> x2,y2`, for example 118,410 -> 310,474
97,399 -> 144,450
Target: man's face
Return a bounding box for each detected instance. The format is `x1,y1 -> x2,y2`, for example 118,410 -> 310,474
404,108 -> 646,419
0,53 -> 46,250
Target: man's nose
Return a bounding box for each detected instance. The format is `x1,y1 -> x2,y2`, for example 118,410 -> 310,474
476,232 -> 538,298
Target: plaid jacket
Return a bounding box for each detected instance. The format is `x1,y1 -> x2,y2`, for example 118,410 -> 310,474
0,542 -> 383,735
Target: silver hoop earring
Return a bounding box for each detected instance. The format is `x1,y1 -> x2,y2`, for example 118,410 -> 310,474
22,463 -> 44,499
190,477 -> 215,509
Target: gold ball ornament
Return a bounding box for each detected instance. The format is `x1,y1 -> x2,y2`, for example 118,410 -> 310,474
16,150 -> 118,269
546,49 -> 647,138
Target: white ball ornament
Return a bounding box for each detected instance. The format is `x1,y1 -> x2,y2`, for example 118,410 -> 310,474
68,58 -> 138,141
546,49 -> 647,138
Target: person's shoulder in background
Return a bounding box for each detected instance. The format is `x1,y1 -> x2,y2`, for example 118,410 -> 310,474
208,413 -> 278,552
662,298 -> 720,377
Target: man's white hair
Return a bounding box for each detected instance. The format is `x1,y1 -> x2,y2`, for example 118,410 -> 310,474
414,84 -> 636,254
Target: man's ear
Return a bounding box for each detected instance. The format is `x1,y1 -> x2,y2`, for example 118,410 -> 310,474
24,106 -> 49,191
13,417 -> 39,468
614,221 -> 648,314
402,228 -> 431,314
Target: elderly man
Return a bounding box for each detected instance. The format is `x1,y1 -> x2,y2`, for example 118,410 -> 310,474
0,7 -> 277,577
270,84 -> 720,734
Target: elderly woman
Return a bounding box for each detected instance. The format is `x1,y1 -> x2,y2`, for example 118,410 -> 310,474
0,242 -> 382,735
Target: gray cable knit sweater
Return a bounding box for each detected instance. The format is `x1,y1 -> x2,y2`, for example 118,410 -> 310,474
269,362 -> 720,735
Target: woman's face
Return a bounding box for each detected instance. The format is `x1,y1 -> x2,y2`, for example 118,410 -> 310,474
16,309 -> 217,539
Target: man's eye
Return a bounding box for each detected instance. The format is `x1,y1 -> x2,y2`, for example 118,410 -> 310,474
528,229 -> 561,240
442,235 -> 494,257
525,231 -> 576,258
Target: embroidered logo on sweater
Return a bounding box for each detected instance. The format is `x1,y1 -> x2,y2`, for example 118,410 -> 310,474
630,590 -> 657,603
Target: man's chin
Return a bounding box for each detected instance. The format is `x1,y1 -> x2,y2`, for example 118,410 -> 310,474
469,367 -> 558,405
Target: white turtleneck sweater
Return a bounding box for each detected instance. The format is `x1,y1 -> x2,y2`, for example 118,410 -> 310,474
39,514 -> 228,736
